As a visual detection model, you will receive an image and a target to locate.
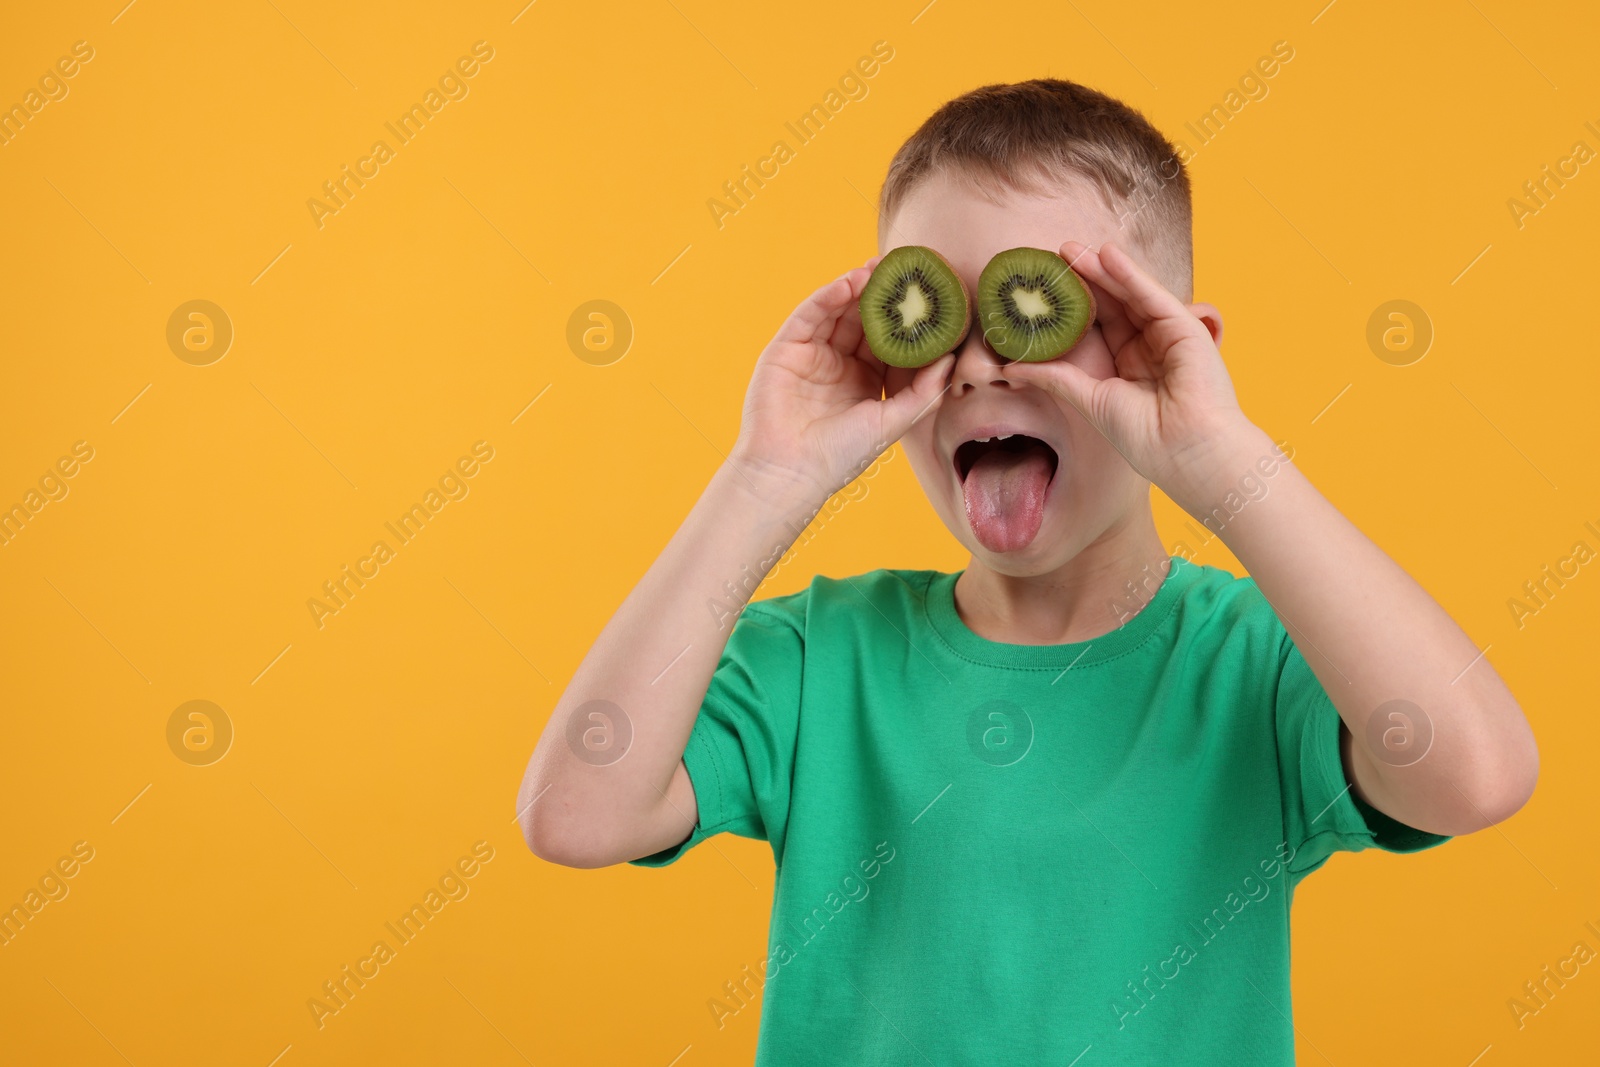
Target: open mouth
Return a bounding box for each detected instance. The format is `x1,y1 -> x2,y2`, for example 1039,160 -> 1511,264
954,434 -> 1059,481
954,434 -> 1059,554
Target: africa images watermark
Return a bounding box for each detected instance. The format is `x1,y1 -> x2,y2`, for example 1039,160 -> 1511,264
306,41 -> 496,229
766,446 -> 895,580
1112,840 -> 1297,1031
706,40 -> 895,230
306,840 -> 496,1030
0,39 -> 95,148
1504,915 -> 1600,1031
1167,439 -> 1296,562
707,441 -> 895,630
307,441 -> 495,629
704,840 -> 897,1032
967,698 -> 1034,767
1506,517 -> 1599,631
1108,555 -> 1178,628
1,841 -> 96,949
1117,40 -> 1295,236
1505,117 -> 1600,231
0,440 -> 95,548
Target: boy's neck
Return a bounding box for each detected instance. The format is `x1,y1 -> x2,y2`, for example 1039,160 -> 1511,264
952,508 -> 1173,646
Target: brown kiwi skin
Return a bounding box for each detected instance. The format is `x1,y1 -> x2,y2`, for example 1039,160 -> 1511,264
981,247 -> 1099,362
861,246 -> 972,369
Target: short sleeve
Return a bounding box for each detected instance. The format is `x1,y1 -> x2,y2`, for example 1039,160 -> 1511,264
1274,636 -> 1449,887
629,603 -> 803,867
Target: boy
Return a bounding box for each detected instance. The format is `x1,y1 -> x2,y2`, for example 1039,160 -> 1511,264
517,79 -> 1538,1063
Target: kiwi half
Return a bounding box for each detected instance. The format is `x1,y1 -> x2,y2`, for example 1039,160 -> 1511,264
977,247 -> 1097,362
860,246 -> 971,368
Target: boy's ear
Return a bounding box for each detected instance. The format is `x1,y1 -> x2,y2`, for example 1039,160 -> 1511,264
1189,302 -> 1224,348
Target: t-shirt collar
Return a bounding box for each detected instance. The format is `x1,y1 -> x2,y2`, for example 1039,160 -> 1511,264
923,555 -> 1198,670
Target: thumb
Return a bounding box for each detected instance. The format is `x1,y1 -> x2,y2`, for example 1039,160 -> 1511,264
871,353 -> 956,445
1000,359 -> 1104,422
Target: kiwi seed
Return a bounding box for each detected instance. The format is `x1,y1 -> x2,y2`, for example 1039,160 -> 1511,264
977,247 -> 1097,362
859,246 -> 971,368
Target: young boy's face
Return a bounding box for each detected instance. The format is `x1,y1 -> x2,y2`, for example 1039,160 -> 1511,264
882,169 -> 1170,577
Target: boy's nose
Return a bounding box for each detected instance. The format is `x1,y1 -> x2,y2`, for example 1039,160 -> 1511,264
949,326 -> 1016,394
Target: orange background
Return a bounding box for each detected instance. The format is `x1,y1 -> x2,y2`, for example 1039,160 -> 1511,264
1,1 -> 1596,1064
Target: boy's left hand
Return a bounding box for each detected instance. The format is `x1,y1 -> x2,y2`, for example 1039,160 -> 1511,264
1009,251 -> 1538,841
1001,240 -> 1261,506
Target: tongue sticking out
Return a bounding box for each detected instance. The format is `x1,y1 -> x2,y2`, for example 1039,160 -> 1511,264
962,443 -> 1054,553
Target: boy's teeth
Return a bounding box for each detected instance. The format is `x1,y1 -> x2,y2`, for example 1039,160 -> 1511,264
996,433 -> 1014,440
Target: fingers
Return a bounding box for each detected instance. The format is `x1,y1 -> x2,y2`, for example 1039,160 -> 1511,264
774,269 -> 862,346
774,274 -> 851,345
833,318 -> 864,360
1059,239 -> 1096,277
874,353 -> 955,441
831,265 -> 879,348
1061,241 -> 1140,323
1100,243 -> 1192,321
1065,241 -> 1190,326
1000,358 -> 1101,421
1062,240 -> 1219,367
1079,270 -> 1137,356
1059,241 -> 1129,352
831,274 -> 869,357
844,255 -> 883,352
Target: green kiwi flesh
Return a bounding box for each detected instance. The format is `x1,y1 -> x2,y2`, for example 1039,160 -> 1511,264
977,247 -> 1097,362
860,246 -> 971,368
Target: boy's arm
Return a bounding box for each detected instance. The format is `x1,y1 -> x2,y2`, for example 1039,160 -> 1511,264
1176,423 -> 1536,835
517,265 -> 955,868
1006,241 -> 1538,837
516,465 -> 813,868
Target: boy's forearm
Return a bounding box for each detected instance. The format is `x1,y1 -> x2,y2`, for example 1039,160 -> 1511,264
1168,422 -> 1538,835
518,461 -> 825,864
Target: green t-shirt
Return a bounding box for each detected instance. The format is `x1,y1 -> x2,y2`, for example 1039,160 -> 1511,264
633,558 -> 1448,1064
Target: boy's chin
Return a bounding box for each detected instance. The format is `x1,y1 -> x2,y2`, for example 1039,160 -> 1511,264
968,554 -> 1058,578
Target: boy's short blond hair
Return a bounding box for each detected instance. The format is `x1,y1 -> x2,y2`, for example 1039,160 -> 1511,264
879,78 -> 1193,298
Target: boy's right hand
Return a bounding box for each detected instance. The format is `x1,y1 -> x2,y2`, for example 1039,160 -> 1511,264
728,260 -> 956,508
522,263 -> 951,870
